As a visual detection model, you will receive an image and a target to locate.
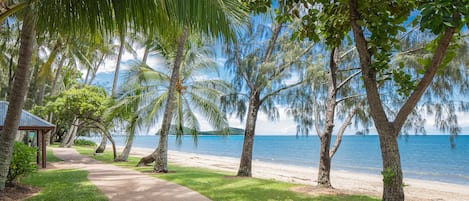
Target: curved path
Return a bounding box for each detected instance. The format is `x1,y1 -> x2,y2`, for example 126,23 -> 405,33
51,147 -> 210,201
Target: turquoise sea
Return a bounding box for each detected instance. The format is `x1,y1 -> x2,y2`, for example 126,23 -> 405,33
86,135 -> 469,185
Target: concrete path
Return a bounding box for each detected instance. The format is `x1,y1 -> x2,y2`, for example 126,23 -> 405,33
50,147 -> 210,201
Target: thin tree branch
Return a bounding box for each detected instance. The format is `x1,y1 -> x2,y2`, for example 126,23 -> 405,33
259,80 -> 304,104
336,70 -> 361,91
329,98 -> 366,158
336,94 -> 362,105
393,18 -> 457,134
312,82 -> 323,137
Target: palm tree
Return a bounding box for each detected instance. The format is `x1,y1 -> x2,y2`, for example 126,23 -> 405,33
117,39 -> 232,168
0,0 -> 246,190
0,7 -> 35,190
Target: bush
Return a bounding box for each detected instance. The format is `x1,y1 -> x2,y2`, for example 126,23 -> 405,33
74,139 -> 96,146
8,142 -> 37,185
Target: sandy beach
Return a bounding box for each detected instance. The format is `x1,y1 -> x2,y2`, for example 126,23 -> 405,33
123,147 -> 469,201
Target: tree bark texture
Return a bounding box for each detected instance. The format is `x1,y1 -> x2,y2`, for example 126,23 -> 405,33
101,128 -> 116,160
60,117 -> 77,147
94,135 -> 107,153
115,115 -> 137,161
237,91 -> 260,177
112,33 -> 125,97
64,119 -> 79,148
316,49 -> 337,187
51,53 -> 66,95
0,9 -> 35,191
152,27 -> 189,173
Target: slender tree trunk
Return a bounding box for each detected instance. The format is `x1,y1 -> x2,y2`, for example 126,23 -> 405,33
237,91 -> 260,177
84,68 -> 90,85
151,27 -> 189,173
51,54 -> 66,95
98,126 -> 116,160
87,54 -> 105,85
0,9 -> 35,190
379,129 -> 404,200
112,33 -> 125,97
60,117 -> 77,147
142,45 -> 150,64
329,101 -> 362,158
115,131 -> 135,161
64,120 -> 79,148
94,135 -> 107,153
115,114 -> 137,161
37,84 -> 46,105
317,135 -> 332,187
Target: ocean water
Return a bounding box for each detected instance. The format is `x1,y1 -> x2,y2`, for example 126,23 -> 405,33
85,134 -> 469,185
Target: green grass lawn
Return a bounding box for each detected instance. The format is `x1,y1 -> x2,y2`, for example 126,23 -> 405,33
21,169 -> 107,201
74,146 -> 378,201
19,147 -> 107,201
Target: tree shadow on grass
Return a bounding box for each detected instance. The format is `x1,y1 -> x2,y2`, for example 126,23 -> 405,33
156,165 -> 379,201
21,169 -> 107,201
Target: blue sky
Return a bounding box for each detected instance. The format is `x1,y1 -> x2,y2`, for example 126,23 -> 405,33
91,46 -> 469,135
87,9 -> 469,136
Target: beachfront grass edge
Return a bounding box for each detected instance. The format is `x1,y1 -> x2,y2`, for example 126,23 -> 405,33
74,145 -> 379,201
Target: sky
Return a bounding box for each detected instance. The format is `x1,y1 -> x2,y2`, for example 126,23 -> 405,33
88,45 -> 469,136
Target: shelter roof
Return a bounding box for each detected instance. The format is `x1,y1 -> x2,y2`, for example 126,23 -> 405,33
0,101 -> 55,131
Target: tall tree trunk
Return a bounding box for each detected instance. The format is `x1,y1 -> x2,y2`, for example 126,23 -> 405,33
94,135 -> 107,153
83,68 -> 90,85
315,49 -> 338,187
142,45 -> 150,64
115,114 -> 137,162
378,129 -> 404,200
317,135 -> 332,187
112,32 -> 125,97
237,91 -> 260,177
64,120 -> 79,148
51,54 -> 66,95
329,100 -> 363,158
152,27 -> 189,173
37,84 -> 46,105
60,117 -> 77,147
37,39 -> 61,105
97,125 -> 116,160
0,9 -> 35,191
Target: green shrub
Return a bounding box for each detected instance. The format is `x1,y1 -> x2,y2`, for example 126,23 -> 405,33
74,139 -> 96,146
8,142 -> 37,185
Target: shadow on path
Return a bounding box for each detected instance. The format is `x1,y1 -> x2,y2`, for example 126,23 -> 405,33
51,147 -> 210,201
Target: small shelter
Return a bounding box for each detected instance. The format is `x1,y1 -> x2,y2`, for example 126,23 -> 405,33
0,101 -> 55,168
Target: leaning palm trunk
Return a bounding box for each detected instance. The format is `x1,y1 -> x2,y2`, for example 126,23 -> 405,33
112,32 -> 125,97
115,115 -> 138,161
60,117 -> 78,147
138,27 -> 189,172
115,132 -> 135,161
64,120 -> 79,148
96,124 -> 116,159
94,135 -> 107,153
0,9 -> 35,190
153,28 -> 188,172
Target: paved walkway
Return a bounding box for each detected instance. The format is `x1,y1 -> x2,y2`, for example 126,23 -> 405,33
50,147 -> 210,201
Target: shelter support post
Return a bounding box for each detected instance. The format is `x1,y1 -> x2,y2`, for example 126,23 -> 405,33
41,130 -> 46,168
